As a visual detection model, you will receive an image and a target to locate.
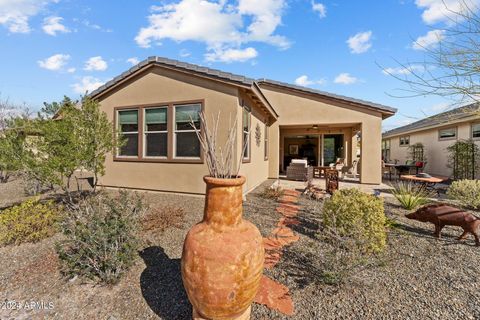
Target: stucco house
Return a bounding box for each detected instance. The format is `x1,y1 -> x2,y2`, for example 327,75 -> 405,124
382,103 -> 480,178
90,56 -> 396,195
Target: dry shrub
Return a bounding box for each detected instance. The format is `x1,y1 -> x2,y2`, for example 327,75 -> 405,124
447,179 -> 480,209
56,190 -> 147,284
259,186 -> 284,201
0,198 -> 61,245
143,205 -> 185,233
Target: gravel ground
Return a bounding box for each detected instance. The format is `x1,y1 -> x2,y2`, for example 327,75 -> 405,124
1,180 -> 480,319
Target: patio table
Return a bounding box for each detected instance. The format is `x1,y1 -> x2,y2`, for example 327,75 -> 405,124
400,175 -> 447,193
385,163 -> 419,179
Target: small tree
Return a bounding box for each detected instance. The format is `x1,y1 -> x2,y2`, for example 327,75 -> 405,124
447,139 -> 480,180
75,96 -> 117,191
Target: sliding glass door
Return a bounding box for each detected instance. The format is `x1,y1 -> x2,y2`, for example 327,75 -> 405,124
323,134 -> 344,166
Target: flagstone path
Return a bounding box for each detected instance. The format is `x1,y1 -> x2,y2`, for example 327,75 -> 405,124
254,189 -> 302,316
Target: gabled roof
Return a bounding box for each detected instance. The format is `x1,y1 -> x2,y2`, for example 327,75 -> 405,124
257,79 -> 397,117
383,103 -> 480,138
89,56 -> 396,119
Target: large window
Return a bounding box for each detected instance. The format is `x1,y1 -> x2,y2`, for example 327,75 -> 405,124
118,109 -> 138,156
144,107 -> 167,157
115,101 -> 202,162
472,123 -> 480,139
399,135 -> 410,147
264,123 -> 269,160
242,106 -> 251,161
175,104 -> 201,158
439,127 -> 457,140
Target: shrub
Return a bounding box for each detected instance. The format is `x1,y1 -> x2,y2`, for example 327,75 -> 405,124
447,179 -> 480,209
0,198 -> 61,245
391,182 -> 431,210
142,205 -> 185,233
56,190 -> 147,284
259,185 -> 284,200
322,188 -> 386,253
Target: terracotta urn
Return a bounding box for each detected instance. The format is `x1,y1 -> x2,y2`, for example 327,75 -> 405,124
181,175 -> 264,320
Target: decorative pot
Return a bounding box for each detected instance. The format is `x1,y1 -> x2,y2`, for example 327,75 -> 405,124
181,176 -> 264,320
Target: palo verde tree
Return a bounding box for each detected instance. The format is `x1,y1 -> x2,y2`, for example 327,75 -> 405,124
384,1 -> 480,116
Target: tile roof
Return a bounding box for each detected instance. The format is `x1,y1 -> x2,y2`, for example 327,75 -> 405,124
383,103 -> 480,137
89,56 -> 397,116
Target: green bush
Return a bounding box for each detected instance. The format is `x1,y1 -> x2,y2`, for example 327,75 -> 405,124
56,190 -> 147,284
0,198 -> 61,245
322,188 -> 387,253
259,185 -> 284,200
447,179 -> 480,209
392,182 -> 431,210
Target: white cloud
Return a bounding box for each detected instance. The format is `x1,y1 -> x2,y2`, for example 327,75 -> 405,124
382,65 -> 425,75
67,67 -> 76,73
0,0 -> 58,33
294,75 -> 325,87
334,73 -> 358,85
347,31 -> 373,54
179,49 -> 191,57
72,76 -> 105,94
38,54 -> 70,71
412,29 -> 445,50
311,2 -> 326,18
42,16 -> 70,36
205,47 -> 258,62
127,57 -> 140,65
84,56 -> 108,71
415,0 -> 480,25
135,0 -> 289,62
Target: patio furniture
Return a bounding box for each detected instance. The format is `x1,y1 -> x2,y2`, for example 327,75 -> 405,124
313,166 -> 330,178
344,159 -> 360,179
325,168 -> 339,194
400,174 -> 448,193
382,161 -> 393,181
286,159 -> 313,181
385,163 -> 418,179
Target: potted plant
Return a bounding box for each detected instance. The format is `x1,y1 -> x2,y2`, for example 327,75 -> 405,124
181,112 -> 264,319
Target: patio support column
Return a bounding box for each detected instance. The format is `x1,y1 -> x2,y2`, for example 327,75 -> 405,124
269,122 -> 280,178
360,119 -> 382,184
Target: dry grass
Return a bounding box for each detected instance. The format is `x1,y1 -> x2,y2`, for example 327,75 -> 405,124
259,186 -> 284,201
142,205 -> 186,233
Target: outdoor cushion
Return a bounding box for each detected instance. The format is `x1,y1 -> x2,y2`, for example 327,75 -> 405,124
291,159 -> 308,167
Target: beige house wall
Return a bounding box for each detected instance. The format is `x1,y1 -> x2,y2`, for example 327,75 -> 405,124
259,85 -> 384,184
386,121 -> 480,178
236,91 -> 271,193
97,66 -> 241,195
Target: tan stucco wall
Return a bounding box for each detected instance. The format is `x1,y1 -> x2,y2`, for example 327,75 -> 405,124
386,121 -> 480,178
97,66 -> 241,194
237,91 -> 271,193
260,85 -> 384,184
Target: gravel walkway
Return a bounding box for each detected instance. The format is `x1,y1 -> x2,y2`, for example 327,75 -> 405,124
1,181 -> 480,319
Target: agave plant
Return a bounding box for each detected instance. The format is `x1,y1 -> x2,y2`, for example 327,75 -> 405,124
391,181 -> 431,210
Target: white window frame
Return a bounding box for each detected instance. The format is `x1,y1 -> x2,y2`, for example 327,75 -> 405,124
399,135 -> 410,147
438,127 -> 457,141
264,122 -> 269,160
143,106 -> 168,159
117,108 -> 139,158
472,123 -> 480,139
173,104 -> 201,159
242,107 -> 251,162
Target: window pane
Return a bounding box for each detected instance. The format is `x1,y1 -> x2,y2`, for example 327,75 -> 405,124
243,108 -> 249,131
243,132 -> 249,158
119,110 -> 138,124
473,124 -> 480,138
440,128 -> 456,138
175,104 -> 201,130
121,123 -> 138,132
145,108 -> 167,124
145,133 -> 167,157
176,132 -> 200,157
119,134 -> 138,156
147,123 -> 167,131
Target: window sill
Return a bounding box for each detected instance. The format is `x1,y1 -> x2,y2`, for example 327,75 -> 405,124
113,157 -> 203,164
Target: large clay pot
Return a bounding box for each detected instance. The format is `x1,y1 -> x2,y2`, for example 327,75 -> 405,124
181,176 -> 264,320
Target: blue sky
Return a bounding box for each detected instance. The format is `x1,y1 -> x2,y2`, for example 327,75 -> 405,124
0,0 -> 472,130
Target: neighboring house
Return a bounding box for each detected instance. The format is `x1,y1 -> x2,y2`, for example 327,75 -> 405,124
382,103 -> 480,178
90,56 -> 396,195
